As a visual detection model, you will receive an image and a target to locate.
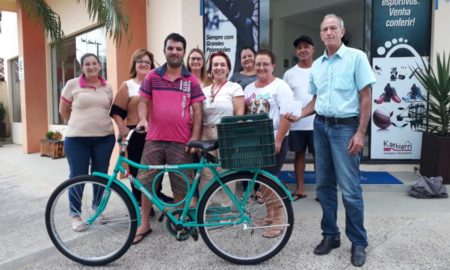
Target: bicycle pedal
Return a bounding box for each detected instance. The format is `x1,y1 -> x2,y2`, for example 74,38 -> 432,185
191,230 -> 199,241
176,233 -> 183,241
176,230 -> 188,241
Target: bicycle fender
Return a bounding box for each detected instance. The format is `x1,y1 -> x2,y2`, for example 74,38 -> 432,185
92,172 -> 142,225
217,169 -> 294,202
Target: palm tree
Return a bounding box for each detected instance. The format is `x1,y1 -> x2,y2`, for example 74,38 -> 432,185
17,0 -> 129,45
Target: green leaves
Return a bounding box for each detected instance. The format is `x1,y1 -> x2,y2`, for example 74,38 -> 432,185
18,0 -> 64,42
78,0 -> 129,45
413,53 -> 450,137
18,0 -> 129,46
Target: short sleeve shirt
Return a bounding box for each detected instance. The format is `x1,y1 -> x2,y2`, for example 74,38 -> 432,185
202,81 -> 244,125
244,78 -> 294,134
309,45 -> 376,117
283,65 -> 314,130
230,72 -> 258,90
60,76 -> 114,137
140,64 -> 205,143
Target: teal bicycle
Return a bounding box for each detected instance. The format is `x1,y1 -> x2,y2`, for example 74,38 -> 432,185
45,114 -> 294,266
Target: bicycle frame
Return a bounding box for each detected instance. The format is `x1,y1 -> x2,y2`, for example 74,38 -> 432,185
90,132 -> 293,229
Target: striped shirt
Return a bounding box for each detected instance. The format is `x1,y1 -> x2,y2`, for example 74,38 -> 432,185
140,64 -> 205,143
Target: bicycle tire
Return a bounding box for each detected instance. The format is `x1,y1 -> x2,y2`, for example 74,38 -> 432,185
45,175 -> 137,266
197,172 -> 294,264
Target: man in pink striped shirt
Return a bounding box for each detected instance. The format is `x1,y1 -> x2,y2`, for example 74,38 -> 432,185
133,33 -> 205,244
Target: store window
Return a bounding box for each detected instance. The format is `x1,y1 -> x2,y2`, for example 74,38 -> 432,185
51,27 -> 107,124
267,0 -> 369,159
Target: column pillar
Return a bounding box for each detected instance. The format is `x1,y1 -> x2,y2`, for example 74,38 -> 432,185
17,6 -> 48,153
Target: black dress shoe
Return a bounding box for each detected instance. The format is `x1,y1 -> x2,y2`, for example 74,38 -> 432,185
314,235 -> 340,255
351,245 -> 366,267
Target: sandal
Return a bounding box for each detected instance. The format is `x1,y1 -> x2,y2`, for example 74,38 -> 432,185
97,214 -> 108,225
132,228 -> 153,245
292,193 -> 307,201
249,192 -> 265,204
253,218 -> 272,227
262,227 -> 284,238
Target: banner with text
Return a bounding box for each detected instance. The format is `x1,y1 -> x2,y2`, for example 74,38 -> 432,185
203,0 -> 259,75
370,0 -> 431,159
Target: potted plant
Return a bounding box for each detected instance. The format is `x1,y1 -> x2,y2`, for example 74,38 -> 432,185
413,53 -> 450,184
0,102 -> 6,139
40,130 -> 65,159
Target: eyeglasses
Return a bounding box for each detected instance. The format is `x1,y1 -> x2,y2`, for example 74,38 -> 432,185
255,62 -> 272,68
137,60 -> 152,66
190,57 -> 202,62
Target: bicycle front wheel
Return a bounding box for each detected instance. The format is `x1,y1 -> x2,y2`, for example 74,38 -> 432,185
197,172 -> 294,265
45,176 -> 137,266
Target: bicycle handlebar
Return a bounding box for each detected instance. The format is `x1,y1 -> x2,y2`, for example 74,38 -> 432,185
120,127 -> 146,153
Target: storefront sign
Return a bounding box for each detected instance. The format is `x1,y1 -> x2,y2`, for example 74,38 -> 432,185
18,57 -> 24,81
203,0 -> 259,75
370,0 -> 432,159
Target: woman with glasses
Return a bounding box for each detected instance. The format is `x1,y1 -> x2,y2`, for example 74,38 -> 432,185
110,49 -> 171,211
230,47 -> 257,89
187,48 -> 211,87
199,52 -> 245,199
244,49 -> 293,238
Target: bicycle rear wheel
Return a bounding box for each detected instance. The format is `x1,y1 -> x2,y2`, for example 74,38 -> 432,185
45,176 -> 137,266
197,172 -> 294,264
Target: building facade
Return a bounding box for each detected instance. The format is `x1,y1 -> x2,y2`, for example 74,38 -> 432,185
0,0 -> 448,160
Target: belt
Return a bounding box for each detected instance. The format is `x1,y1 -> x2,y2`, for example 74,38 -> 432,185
316,114 -> 359,125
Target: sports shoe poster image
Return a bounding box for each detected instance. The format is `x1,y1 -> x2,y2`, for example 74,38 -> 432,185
370,0 -> 431,159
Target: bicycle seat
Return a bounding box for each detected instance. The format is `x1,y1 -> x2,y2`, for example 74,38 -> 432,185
187,140 -> 218,151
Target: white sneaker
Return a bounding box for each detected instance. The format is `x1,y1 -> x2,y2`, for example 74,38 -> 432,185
72,218 -> 87,232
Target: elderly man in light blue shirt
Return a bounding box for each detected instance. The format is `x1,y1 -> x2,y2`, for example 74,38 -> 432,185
286,14 -> 375,267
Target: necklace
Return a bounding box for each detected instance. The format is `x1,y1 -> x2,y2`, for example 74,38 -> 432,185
210,80 -> 227,103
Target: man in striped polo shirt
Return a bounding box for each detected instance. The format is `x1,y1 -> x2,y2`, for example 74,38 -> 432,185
134,33 -> 206,244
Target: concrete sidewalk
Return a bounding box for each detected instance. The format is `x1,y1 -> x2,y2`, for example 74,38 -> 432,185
1,143 -> 450,270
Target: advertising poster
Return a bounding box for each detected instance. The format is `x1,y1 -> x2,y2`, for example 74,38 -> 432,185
370,0 -> 431,159
203,0 -> 259,75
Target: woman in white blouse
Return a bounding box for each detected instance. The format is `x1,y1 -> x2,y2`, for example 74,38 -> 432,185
200,51 -> 245,200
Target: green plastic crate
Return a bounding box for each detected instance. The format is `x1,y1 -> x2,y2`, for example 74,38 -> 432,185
217,113 -> 275,169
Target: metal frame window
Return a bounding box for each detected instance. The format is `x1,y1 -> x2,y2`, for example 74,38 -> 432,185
10,57 -> 21,122
51,27 -> 107,124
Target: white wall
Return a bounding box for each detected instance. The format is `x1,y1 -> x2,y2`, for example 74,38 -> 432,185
432,2 -> 450,60
0,11 -> 19,142
0,11 -> 19,86
271,0 -> 352,19
46,0 -> 95,37
147,0 -> 203,66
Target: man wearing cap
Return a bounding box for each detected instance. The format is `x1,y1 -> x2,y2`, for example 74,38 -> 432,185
285,14 -> 375,267
282,35 -> 315,201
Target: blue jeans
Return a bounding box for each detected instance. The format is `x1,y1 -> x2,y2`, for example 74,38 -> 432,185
64,135 -> 115,217
314,119 -> 368,247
